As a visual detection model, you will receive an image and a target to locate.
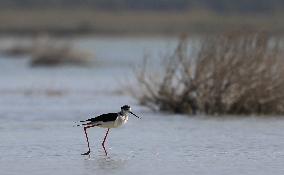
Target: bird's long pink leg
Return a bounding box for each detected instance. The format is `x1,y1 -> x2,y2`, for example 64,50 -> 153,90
102,128 -> 110,156
82,125 -> 95,155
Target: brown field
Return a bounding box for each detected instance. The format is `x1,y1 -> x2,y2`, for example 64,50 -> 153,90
0,8 -> 283,35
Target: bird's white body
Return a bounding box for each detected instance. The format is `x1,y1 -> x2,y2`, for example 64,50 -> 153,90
97,114 -> 128,128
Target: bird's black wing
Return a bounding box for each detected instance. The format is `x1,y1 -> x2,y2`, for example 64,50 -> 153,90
86,113 -> 118,122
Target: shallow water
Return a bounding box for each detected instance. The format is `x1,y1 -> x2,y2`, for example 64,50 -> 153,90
0,36 -> 284,175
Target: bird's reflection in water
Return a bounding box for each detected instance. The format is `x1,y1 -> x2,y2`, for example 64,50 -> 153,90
83,152 -> 129,173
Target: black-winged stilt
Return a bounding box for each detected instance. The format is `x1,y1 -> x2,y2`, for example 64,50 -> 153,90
78,105 -> 140,156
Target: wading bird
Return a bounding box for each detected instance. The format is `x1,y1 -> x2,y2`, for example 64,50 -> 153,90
78,105 -> 141,156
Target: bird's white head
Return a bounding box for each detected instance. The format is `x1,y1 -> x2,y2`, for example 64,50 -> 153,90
121,105 -> 141,119
121,105 -> 131,113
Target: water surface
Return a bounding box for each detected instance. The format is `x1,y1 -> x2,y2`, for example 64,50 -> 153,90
0,36 -> 283,175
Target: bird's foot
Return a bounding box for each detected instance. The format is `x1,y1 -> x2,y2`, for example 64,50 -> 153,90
103,149 -> 108,156
102,144 -> 108,156
81,150 -> 91,155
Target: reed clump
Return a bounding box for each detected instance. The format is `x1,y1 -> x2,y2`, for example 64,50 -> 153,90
135,32 -> 284,115
1,44 -> 32,56
31,44 -> 89,67
0,36 -> 90,66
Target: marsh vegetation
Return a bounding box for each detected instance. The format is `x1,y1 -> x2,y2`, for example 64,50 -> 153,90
0,36 -> 90,66
134,32 -> 284,115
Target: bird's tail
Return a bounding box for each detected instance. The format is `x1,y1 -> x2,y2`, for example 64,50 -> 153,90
73,120 -> 90,127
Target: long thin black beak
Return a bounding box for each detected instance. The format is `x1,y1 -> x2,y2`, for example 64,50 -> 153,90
130,111 -> 141,119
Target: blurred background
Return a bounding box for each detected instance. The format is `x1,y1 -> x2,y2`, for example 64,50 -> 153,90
0,1 -> 284,175
0,0 -> 283,35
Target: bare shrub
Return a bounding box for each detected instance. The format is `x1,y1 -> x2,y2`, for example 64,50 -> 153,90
134,32 -> 284,115
30,37 -> 90,67
0,35 -> 90,66
31,44 -> 89,67
0,44 -> 32,56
